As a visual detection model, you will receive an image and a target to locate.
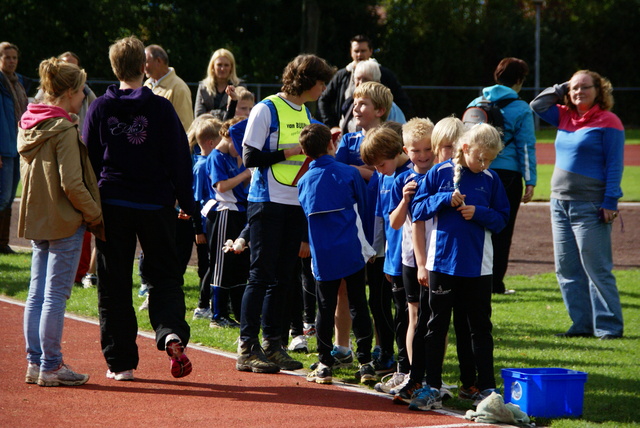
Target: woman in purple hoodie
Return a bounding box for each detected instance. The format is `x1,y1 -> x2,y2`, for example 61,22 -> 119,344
18,57 -> 104,387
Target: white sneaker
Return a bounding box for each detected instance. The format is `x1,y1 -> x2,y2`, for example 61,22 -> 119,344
139,295 -> 149,311
375,372 -> 406,394
25,363 -> 40,384
106,369 -> 135,381
38,363 -> 89,387
287,335 -> 308,353
193,307 -> 213,320
82,273 -> 98,288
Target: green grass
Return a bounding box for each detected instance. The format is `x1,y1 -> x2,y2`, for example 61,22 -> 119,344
1,252 -> 638,426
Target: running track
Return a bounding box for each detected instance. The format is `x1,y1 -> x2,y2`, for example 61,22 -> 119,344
0,298 -> 506,428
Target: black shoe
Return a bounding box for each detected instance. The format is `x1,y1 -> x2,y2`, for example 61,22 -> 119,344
599,334 -> 622,340
554,332 -> 592,338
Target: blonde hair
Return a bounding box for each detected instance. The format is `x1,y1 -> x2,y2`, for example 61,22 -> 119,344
353,81 -> 393,122
360,125 -> 403,166
565,69 -> 615,112
402,117 -> 434,146
38,57 -> 86,104
432,117 -> 465,159
187,114 -> 220,152
452,123 -> 503,187
202,48 -> 240,93
109,36 -> 145,82
235,86 -> 255,103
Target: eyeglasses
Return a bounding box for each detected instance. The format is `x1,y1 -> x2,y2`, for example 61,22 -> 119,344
570,85 -> 595,92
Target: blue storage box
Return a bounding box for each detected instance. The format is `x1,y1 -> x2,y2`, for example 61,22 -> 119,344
501,368 -> 588,418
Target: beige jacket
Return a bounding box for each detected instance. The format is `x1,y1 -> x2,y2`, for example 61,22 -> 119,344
144,67 -> 194,132
18,115 -> 105,241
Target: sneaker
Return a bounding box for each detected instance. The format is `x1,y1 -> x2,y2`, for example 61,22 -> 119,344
193,307 -> 213,320
503,289 -> 516,295
330,346 -> 354,368
287,335 -> 308,353
303,323 -> 316,338
106,369 -> 135,381
371,345 -> 381,361
37,363 -> 89,387
458,385 -> 481,400
82,273 -> 98,288
138,295 -> 149,311
236,342 -> 280,373
138,282 -> 149,298
165,334 -> 192,378
25,363 -> 39,384
210,317 -> 240,328
356,362 -> 377,384
392,380 -> 423,404
373,354 -> 396,375
440,386 -> 454,401
473,388 -> 500,407
389,373 -> 411,395
408,387 -> 443,411
265,346 -> 303,371
374,372 -> 406,395
306,363 -> 332,384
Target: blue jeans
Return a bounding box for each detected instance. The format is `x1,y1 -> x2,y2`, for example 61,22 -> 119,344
24,225 -> 86,371
0,155 -> 20,210
550,199 -> 624,337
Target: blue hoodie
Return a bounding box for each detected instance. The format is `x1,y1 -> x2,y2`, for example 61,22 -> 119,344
468,85 -> 537,186
84,85 -> 195,215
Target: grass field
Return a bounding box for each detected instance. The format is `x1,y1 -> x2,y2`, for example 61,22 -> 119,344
1,252 -> 638,427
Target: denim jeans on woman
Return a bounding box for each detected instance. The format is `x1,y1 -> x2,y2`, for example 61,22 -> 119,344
24,225 -> 86,371
550,199 -> 624,337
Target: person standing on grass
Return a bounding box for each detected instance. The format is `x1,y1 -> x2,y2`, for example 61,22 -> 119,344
84,36 -> 195,381
236,54 -> 334,374
530,70 -> 624,340
19,57 -> 103,387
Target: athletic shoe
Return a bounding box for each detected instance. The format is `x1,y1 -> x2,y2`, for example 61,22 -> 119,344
106,369 -> 135,381
165,334 -> 192,378
193,307 -> 213,320
236,342 -> 280,373
81,273 -> 98,288
138,282 -> 149,298
440,386 -> 454,401
287,335 -> 308,353
330,346 -> 354,368
138,295 -> 149,311
392,380 -> 423,404
408,387 -> 443,411
210,317 -> 240,328
374,372 -> 406,395
38,363 -> 89,387
371,345 -> 381,361
373,354 -> 396,375
503,289 -> 516,295
389,373 -> 411,395
265,346 -> 303,371
303,323 -> 316,338
356,362 -> 377,384
458,385 -> 481,400
25,363 -> 39,384
306,363 -> 332,384
473,388 -> 500,407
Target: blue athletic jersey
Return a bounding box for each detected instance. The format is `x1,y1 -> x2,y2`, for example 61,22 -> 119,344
208,149 -> 248,212
335,131 -> 365,166
390,168 -> 426,267
411,160 -> 510,277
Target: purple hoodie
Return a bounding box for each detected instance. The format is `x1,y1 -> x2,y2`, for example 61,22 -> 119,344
83,85 -> 195,215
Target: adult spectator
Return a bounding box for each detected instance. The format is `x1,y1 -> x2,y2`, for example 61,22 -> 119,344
530,70 -> 624,340
0,42 -> 29,254
84,36 -> 196,381
194,48 -> 241,120
318,35 -> 412,130
467,58 -> 537,294
144,44 -> 194,131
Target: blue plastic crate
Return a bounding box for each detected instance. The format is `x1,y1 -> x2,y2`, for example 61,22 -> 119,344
501,368 -> 588,418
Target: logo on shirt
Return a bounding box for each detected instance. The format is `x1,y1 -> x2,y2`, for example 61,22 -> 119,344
108,116 -> 149,145
431,285 -> 451,295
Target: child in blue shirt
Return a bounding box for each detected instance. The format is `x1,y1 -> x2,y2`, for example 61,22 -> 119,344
411,123 -> 510,407
204,117 -> 251,328
298,123 -> 376,385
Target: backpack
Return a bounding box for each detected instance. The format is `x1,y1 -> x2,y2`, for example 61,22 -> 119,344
462,97 -> 519,146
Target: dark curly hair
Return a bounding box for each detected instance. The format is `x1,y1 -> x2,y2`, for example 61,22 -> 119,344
281,54 -> 335,96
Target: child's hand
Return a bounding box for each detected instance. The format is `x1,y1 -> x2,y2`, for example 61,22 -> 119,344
195,233 -> 207,245
222,239 -> 234,253
232,238 -> 247,253
417,265 -> 429,287
457,204 -> 476,220
402,180 -> 418,202
226,85 -> 237,100
451,190 -> 466,207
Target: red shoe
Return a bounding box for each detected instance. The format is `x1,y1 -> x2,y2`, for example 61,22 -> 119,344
166,338 -> 192,378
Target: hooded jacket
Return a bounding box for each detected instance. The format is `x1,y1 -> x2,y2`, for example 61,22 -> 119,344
18,103 -> 104,241
83,85 -> 195,215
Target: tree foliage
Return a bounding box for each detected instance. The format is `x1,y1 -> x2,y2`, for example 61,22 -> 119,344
1,0 -> 639,124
